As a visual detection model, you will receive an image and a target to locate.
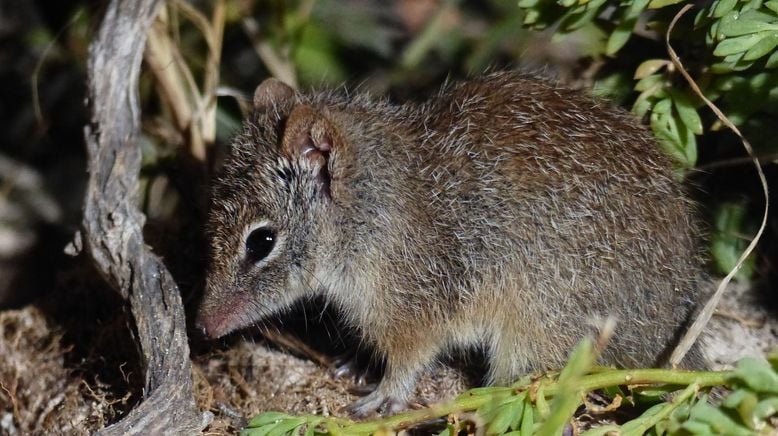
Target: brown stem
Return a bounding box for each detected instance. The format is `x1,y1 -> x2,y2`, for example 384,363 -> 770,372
79,0 -> 209,433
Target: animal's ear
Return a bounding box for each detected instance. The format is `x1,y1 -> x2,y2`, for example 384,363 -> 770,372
253,78 -> 295,112
281,105 -> 337,198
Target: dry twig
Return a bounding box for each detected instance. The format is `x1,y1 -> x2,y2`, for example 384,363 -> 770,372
77,0 -> 211,433
667,4 -> 770,366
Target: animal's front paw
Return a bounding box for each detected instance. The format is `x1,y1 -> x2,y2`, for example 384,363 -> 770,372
344,390 -> 407,418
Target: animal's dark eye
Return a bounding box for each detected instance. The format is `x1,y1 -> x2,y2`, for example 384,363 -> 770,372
245,227 -> 276,263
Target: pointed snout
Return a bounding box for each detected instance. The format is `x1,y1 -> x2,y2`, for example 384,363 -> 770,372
195,309 -> 227,340
196,285 -> 254,339
196,294 -> 238,339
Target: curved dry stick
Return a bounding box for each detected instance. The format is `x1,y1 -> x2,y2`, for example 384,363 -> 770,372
666,4 -> 770,366
79,0 -> 209,433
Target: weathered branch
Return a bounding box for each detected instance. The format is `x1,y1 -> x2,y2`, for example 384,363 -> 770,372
79,0 -> 209,433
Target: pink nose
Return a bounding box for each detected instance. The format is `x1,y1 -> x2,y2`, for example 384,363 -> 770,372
196,307 -> 232,339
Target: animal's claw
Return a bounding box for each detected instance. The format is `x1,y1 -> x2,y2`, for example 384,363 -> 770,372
331,353 -> 372,385
344,391 -> 406,418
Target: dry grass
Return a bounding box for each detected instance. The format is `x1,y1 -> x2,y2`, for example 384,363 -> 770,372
0,306 -> 116,435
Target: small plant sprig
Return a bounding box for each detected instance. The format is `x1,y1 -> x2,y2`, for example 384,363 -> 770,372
517,0 -> 778,166
240,343 -> 778,435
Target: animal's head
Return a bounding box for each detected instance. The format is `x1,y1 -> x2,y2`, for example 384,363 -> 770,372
196,79 -> 345,339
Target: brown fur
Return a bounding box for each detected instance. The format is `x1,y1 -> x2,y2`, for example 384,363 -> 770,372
197,72 -> 707,416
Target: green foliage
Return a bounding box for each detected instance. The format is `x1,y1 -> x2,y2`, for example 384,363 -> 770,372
240,341 -> 778,436
516,0 -> 777,282
291,20 -> 347,86
711,202 -> 757,280
246,0 -> 532,88
517,0 -> 778,170
658,356 -> 778,435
